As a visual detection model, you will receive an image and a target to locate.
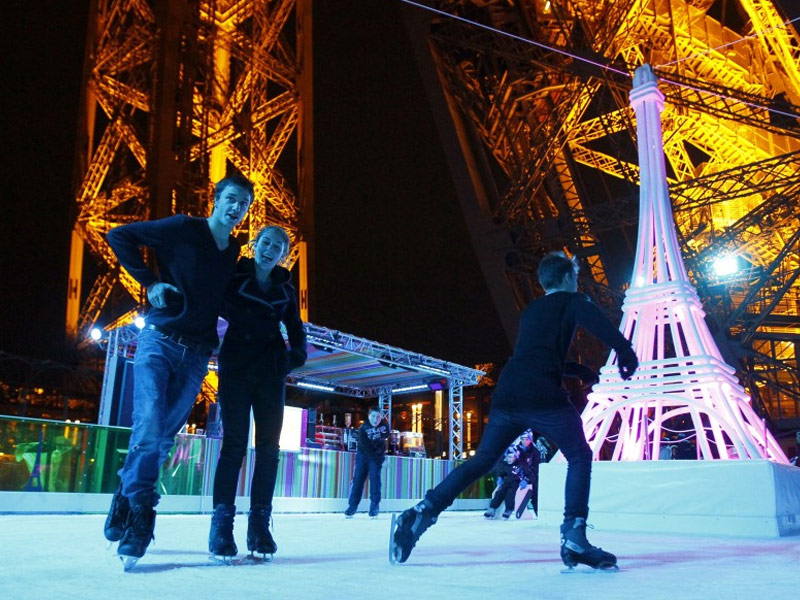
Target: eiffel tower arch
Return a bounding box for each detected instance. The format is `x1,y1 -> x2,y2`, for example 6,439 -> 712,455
407,0 -> 800,434
66,0 -> 314,344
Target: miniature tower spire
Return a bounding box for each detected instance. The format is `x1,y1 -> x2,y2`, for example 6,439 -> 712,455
581,65 -> 787,463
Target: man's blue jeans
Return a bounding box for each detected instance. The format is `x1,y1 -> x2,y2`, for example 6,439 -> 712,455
119,327 -> 209,503
348,452 -> 383,508
426,405 -> 592,521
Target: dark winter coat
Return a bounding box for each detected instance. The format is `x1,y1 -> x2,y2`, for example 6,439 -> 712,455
218,257 -> 307,378
493,292 -> 633,409
107,215 -> 241,348
356,420 -> 390,463
512,444 -> 539,483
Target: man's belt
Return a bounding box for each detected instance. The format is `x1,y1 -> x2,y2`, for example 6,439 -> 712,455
145,324 -> 213,355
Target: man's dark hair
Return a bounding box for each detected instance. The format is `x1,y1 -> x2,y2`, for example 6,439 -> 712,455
537,251 -> 579,290
368,407 -> 382,415
214,173 -> 255,203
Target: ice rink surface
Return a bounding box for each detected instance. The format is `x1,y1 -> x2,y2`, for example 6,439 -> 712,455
2,511 -> 798,600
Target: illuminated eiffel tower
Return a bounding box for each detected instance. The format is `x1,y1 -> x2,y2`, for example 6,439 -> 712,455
66,0 -> 313,344
415,0 -> 800,426
581,64 -> 788,463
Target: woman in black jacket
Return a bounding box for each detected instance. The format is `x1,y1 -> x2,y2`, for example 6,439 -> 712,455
208,225 -> 307,561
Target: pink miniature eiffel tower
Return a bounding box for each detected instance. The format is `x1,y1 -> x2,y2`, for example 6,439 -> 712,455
581,65 -> 788,463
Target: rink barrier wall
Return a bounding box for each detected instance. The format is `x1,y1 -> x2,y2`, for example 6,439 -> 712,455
0,416 -> 489,513
538,460 -> 800,537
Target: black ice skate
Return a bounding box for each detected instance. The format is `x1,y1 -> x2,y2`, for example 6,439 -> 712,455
208,504 -> 238,563
502,509 -> 512,519
390,499 -> 437,564
117,500 -> 156,571
344,506 -> 357,518
483,507 -> 496,519
104,484 -> 130,543
369,502 -> 379,518
247,505 -> 277,561
560,517 -> 617,572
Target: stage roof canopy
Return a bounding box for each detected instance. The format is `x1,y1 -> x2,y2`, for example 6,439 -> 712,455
107,321 -> 484,398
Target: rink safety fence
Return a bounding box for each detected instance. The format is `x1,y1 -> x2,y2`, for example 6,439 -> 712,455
0,416 -> 487,501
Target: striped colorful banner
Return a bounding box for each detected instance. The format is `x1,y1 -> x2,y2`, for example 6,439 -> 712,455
200,440 -> 486,500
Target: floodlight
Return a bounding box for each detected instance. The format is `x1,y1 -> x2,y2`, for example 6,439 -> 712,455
713,255 -> 739,277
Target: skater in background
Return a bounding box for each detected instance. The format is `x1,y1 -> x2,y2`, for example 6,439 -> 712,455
208,225 -> 307,560
513,431 -> 540,518
483,448 -> 521,519
104,174 -> 254,567
345,407 -> 390,517
483,445 -> 534,519
392,251 -> 639,569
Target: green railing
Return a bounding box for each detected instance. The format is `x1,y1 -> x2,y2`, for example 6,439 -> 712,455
0,416 -> 489,500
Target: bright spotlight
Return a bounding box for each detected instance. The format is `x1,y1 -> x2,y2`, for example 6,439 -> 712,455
134,316 -> 146,329
89,327 -> 103,341
713,255 -> 739,277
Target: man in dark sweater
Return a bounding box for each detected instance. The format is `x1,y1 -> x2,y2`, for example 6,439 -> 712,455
103,174 -> 253,568
345,407 -> 390,518
392,251 -> 639,570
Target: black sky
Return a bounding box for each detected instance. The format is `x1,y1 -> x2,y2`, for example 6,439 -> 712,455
0,1 -> 510,366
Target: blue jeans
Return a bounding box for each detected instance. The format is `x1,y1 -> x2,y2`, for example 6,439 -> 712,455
212,373 -> 285,508
119,327 -> 209,503
348,452 -> 383,508
426,405 -> 592,521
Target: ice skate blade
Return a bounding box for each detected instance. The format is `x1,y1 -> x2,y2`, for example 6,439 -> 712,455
560,564 -> 619,574
248,552 -> 274,563
209,554 -> 236,565
119,555 -> 139,572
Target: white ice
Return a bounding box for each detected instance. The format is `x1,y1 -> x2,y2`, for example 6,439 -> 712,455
1,512 -> 798,600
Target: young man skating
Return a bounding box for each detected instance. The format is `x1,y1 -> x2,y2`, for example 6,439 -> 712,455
104,175 -> 253,568
391,251 -> 638,570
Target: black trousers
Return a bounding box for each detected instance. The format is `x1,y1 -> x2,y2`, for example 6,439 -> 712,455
347,452 -> 383,508
426,405 -> 592,521
489,475 -> 521,511
212,373 -> 285,509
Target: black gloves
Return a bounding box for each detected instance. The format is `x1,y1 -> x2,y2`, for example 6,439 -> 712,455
569,362 -> 600,386
617,346 -> 639,380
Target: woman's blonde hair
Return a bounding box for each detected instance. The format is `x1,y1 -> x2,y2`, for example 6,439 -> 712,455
251,225 -> 291,261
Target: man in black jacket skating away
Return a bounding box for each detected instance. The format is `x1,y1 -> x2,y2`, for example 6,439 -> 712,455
391,251 -> 639,570
345,408 -> 390,517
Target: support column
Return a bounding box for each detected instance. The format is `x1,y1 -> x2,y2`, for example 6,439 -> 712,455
448,384 -> 463,460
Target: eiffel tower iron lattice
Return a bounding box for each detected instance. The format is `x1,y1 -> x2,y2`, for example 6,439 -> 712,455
416,0 -> 800,426
581,65 -> 788,464
66,0 -> 312,343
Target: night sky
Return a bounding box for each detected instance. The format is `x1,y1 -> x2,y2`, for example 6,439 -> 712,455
0,1 -> 510,367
